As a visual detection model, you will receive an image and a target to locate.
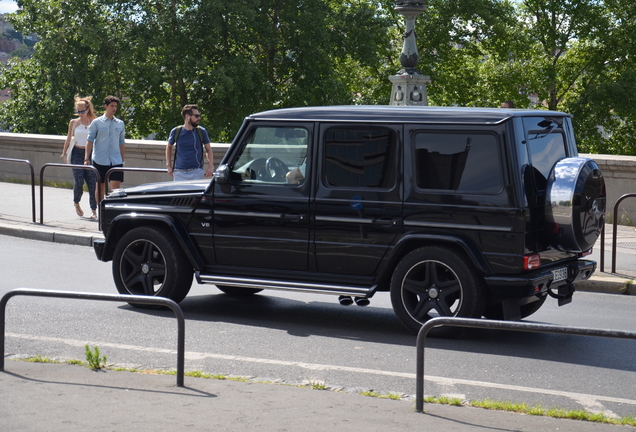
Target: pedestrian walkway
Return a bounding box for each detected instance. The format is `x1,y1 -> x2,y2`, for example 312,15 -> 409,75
0,360 -> 625,432
1,180 -> 635,431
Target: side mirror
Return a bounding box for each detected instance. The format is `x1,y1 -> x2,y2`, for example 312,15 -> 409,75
214,164 -> 230,185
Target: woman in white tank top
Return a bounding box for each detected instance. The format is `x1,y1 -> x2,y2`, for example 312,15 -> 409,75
61,96 -> 98,218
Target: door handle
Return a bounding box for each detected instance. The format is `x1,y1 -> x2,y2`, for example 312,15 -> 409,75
282,213 -> 307,222
372,217 -> 400,227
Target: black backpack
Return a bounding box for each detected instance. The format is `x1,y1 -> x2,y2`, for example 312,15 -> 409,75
172,125 -> 205,169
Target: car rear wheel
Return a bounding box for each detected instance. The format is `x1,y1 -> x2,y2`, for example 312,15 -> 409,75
113,226 -> 193,306
390,246 -> 486,334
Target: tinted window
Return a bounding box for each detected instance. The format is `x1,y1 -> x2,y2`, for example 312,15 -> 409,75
523,117 -> 567,179
414,131 -> 503,194
323,127 -> 397,188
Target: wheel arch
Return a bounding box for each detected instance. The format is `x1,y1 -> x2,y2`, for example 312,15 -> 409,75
374,234 -> 493,292
101,213 -> 205,270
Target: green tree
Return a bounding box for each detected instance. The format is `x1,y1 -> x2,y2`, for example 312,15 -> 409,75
1,0 -> 392,141
412,0 -> 636,154
0,0 -> 128,134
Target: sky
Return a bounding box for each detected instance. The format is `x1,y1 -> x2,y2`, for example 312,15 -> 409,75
0,1 -> 17,14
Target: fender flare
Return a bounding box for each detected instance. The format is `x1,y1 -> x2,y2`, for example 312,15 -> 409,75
374,233 -> 494,288
100,213 -> 205,270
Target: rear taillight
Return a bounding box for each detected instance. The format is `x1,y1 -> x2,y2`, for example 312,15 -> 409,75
580,248 -> 593,257
524,254 -> 541,270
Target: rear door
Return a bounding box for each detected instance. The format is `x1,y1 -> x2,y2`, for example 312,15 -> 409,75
313,123 -> 402,276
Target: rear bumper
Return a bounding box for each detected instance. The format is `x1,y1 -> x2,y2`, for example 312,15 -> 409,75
485,259 -> 596,299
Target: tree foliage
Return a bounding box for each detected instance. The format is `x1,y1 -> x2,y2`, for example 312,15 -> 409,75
1,0 -> 635,154
1,0 -> 392,141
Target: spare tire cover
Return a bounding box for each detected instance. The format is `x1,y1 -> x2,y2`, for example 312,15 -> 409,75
545,157 -> 606,253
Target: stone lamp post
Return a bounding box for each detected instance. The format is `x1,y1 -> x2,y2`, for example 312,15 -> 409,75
389,0 -> 430,106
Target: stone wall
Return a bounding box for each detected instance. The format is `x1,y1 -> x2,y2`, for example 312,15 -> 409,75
582,154 -> 636,225
0,132 -> 230,187
0,132 -> 634,224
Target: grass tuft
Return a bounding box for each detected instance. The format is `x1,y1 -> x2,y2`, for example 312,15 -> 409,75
84,345 -> 107,370
24,355 -> 58,363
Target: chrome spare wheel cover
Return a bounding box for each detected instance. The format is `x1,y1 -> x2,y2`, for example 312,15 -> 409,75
545,157 -> 606,252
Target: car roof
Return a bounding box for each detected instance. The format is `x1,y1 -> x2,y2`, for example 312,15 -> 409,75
247,105 -> 571,125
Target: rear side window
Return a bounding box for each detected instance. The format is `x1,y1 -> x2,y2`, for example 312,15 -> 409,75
523,117 -> 567,180
414,131 -> 503,194
323,127 -> 397,188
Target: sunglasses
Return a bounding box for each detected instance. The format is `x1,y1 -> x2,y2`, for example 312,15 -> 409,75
191,114 -> 201,118
77,110 -> 87,114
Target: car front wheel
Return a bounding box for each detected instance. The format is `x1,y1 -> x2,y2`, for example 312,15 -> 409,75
112,226 -> 193,305
390,246 -> 486,334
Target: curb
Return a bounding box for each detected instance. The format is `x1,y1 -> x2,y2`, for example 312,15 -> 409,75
0,222 -> 102,247
577,274 -> 635,295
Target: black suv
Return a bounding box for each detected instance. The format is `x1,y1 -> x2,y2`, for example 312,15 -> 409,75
94,106 -> 606,333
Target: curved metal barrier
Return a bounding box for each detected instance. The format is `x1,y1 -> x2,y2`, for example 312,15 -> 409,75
611,193 -> 636,274
0,288 -> 186,387
0,158 -> 36,223
39,163 -> 102,224
415,316 -> 636,413
600,192 -> 636,273
104,167 -> 168,194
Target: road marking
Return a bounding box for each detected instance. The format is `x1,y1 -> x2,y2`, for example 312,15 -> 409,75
7,332 -> 636,410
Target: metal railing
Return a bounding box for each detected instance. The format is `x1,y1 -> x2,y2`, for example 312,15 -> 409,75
0,158 -> 36,223
39,163 -> 102,224
104,167 -> 168,194
600,193 -> 636,274
415,316 -> 636,413
610,194 -> 636,273
0,288 -> 186,387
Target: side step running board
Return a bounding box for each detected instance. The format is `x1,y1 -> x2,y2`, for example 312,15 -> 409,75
196,273 -> 375,298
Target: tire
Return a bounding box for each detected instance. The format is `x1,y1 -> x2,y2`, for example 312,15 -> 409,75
112,226 -> 193,306
545,157 -> 606,252
483,295 -> 547,320
216,286 -> 263,296
390,246 -> 486,334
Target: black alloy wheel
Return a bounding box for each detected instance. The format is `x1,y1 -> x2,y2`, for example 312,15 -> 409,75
112,226 -> 193,306
390,246 -> 485,334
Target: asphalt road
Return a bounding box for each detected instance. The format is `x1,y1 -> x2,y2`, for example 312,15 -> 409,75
2,234 -> 636,419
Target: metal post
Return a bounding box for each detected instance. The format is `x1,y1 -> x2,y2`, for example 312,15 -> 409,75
0,158 -> 36,223
415,316 -> 636,413
39,163 -> 101,224
1,288 -> 186,387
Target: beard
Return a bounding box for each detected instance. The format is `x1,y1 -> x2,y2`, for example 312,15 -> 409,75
190,118 -> 200,127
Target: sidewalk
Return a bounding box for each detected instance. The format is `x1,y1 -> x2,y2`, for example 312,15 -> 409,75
0,360 -> 626,432
1,181 -> 635,431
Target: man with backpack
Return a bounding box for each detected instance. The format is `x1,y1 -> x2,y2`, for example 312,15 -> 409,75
165,104 -> 214,181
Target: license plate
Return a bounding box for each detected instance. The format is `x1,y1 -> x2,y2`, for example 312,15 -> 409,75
552,267 -> 568,282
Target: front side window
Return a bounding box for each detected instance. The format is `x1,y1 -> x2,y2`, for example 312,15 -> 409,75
323,127 -> 397,188
231,126 -> 309,184
414,131 -> 503,194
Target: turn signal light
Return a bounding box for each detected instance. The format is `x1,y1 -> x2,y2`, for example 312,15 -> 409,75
524,254 -> 541,270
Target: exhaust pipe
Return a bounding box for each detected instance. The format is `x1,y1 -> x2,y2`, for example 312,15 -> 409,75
338,296 -> 353,306
354,297 -> 369,307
